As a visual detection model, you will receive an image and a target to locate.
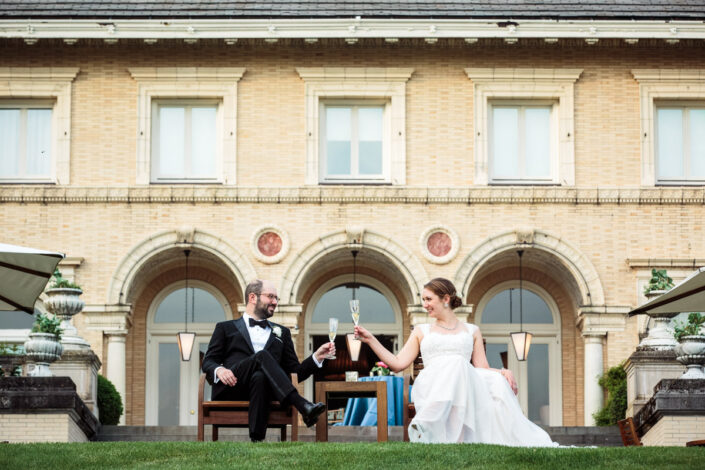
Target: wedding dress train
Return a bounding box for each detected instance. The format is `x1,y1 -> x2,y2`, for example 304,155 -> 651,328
408,323 -> 557,446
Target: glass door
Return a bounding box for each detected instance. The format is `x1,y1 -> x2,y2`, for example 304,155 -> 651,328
145,281 -> 229,426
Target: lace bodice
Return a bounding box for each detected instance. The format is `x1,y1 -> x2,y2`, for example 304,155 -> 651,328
418,323 -> 477,365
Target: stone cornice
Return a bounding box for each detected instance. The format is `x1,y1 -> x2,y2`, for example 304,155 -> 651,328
465,68 -> 583,82
296,67 -> 414,81
3,185 -> 705,205
128,67 -> 246,82
628,259 -> 705,269
1,19 -> 705,42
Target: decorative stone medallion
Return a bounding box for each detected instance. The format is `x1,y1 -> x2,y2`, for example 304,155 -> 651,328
420,225 -> 459,264
251,225 -> 290,264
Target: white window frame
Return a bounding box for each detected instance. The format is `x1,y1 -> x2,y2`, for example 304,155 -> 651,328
488,99 -> 559,184
129,67 -> 245,185
297,67 -> 413,185
465,68 -> 582,186
150,99 -> 222,183
653,100 -> 705,185
0,100 -> 55,181
0,68 -> 78,184
632,69 -> 705,186
319,99 -> 390,183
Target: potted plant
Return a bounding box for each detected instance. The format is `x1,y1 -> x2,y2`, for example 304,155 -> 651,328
639,269 -> 678,350
0,343 -> 24,377
673,312 -> 705,379
44,269 -> 87,350
24,313 -> 64,376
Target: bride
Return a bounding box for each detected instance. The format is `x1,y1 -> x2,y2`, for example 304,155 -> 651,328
354,277 -> 557,446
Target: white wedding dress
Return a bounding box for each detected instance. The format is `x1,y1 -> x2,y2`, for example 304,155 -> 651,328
409,323 -> 557,446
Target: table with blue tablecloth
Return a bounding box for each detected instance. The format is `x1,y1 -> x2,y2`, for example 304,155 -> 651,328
340,375 -> 404,426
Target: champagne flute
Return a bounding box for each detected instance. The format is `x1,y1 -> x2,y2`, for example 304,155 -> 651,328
327,317 -> 338,359
350,299 -> 360,338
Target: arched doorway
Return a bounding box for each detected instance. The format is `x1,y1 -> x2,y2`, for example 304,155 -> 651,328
303,274 -> 403,400
145,281 -> 230,425
476,281 -> 562,426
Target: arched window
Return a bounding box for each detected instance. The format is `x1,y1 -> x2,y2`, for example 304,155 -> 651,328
477,282 -> 562,426
311,284 -> 396,324
304,274 -> 402,400
146,281 -> 230,426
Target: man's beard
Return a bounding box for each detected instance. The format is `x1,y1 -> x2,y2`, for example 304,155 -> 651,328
254,300 -> 274,319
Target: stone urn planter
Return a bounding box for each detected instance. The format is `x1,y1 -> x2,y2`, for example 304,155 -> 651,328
24,332 -> 64,377
639,289 -> 679,350
44,287 -> 89,350
674,335 -> 705,379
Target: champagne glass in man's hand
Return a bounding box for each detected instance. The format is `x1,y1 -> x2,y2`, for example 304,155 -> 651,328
326,318 -> 338,359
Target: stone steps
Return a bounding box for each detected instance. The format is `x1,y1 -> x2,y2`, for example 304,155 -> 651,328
96,425 -> 622,446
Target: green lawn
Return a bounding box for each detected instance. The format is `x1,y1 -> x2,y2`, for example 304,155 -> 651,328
1,442 -> 703,470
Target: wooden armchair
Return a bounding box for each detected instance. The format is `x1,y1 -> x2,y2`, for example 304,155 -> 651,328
617,417 -> 642,446
197,373 -> 300,442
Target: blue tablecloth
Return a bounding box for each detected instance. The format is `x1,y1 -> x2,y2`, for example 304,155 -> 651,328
339,375 -> 404,426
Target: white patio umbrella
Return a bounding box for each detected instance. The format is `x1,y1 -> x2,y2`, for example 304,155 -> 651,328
0,243 -> 65,315
629,267 -> 705,316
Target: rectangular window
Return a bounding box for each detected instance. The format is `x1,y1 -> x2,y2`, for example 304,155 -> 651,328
319,102 -> 388,183
655,103 -> 705,184
0,101 -> 53,181
489,102 -> 555,184
151,100 -> 219,182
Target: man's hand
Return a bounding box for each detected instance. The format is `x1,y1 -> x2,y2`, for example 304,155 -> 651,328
500,368 -> 518,395
216,367 -> 237,387
314,342 -> 335,362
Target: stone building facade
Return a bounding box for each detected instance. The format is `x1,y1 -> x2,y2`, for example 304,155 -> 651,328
1,2 -> 704,427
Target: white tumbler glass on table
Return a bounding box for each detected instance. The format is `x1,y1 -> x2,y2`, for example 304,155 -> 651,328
327,317 -> 338,359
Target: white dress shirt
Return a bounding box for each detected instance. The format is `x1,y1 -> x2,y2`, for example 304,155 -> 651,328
213,313 -> 323,383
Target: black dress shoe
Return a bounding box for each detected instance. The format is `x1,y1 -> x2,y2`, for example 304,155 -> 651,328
301,401 -> 326,428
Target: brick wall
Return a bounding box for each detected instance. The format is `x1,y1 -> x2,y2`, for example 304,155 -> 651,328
0,413 -> 89,443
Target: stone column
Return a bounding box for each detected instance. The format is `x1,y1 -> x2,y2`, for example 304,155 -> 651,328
577,306 -> 629,426
105,332 -> 127,424
583,334 -> 605,425
83,304 -> 132,425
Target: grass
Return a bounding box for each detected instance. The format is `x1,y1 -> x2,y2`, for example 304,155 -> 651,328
1,442 -> 704,470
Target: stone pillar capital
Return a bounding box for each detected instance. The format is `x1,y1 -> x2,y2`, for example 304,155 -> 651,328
577,305 -> 630,336
83,304 -> 132,334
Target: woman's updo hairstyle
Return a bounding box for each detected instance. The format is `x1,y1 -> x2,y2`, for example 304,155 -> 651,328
424,277 -> 463,309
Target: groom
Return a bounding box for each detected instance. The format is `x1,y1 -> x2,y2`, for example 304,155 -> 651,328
202,279 -> 333,442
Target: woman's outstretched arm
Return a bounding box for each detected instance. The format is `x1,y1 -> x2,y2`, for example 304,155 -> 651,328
354,325 -> 421,373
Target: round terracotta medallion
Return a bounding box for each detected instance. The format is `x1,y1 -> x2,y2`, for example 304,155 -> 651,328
427,231 -> 452,257
257,231 -> 282,257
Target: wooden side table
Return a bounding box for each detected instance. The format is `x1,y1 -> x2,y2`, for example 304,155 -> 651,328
315,380 -> 388,442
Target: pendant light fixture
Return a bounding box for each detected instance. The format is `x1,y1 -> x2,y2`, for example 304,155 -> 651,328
177,249 -> 196,361
510,250 -> 532,361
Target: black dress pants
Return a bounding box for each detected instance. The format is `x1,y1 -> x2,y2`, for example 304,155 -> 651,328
229,350 -> 297,441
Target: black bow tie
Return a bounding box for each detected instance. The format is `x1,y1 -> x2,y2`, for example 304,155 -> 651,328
249,318 -> 270,329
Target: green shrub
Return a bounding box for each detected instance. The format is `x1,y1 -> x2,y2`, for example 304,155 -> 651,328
593,362 -> 627,426
97,374 -> 123,425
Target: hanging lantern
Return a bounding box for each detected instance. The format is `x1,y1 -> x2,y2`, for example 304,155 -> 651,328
510,250 -> 532,361
176,249 -> 195,361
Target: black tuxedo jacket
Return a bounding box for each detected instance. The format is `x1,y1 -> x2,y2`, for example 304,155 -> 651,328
202,317 -> 317,400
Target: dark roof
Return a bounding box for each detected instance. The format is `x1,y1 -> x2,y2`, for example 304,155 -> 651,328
0,1 -> 704,21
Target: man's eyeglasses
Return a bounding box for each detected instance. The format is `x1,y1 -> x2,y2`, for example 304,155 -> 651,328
258,293 -> 279,302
